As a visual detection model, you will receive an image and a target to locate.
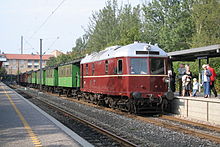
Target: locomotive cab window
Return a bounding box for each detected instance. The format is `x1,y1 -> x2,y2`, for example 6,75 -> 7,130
105,60 -> 108,74
130,58 -> 148,74
92,63 -> 95,76
117,59 -> 123,74
86,64 -> 88,76
150,58 -> 165,75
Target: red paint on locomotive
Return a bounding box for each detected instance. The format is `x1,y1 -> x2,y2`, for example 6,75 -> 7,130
80,43 -> 170,100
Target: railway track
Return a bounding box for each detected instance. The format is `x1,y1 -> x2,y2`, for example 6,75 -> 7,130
160,115 -> 220,133
136,115 -> 220,144
14,86 -> 220,145
34,97 -> 138,147
57,95 -> 220,144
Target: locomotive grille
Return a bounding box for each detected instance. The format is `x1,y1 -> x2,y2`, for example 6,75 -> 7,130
136,51 -> 159,55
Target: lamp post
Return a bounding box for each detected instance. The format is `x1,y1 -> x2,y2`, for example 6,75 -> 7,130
39,39 -> 43,91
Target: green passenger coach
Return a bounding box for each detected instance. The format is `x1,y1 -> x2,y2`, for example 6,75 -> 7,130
58,64 -> 80,88
36,69 -> 46,85
27,71 -> 32,84
31,71 -> 36,85
45,67 -> 58,87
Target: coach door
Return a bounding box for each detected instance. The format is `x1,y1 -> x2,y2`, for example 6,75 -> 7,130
81,64 -> 84,88
117,59 -> 123,92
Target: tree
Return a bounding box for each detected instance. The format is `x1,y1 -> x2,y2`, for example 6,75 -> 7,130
116,4 -> 142,45
71,35 -> 88,59
0,67 -> 7,77
190,0 -> 220,47
142,0 -> 194,52
72,34 -> 88,52
46,57 -> 57,66
85,0 -> 119,53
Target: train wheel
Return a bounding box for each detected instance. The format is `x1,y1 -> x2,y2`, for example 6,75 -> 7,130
133,104 -> 138,114
129,103 -> 138,114
108,98 -> 114,108
161,98 -> 168,113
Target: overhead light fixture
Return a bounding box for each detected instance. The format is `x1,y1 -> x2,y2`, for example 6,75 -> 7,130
144,45 -> 151,51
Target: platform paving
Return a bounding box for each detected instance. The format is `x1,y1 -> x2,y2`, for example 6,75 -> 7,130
0,82 -> 93,147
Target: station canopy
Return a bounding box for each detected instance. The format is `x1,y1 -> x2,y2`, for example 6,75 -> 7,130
168,44 -> 220,61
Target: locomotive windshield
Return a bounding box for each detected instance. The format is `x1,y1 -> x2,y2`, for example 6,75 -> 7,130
150,58 -> 165,75
130,58 -> 148,74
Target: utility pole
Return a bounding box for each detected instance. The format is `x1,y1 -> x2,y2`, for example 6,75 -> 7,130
21,36 -> 23,54
39,39 -> 43,91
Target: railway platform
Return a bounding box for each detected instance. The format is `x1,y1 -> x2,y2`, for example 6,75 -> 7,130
0,82 -> 93,147
172,93 -> 220,125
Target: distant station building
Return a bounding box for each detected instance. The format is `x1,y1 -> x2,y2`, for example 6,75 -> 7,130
1,53 -> 53,75
51,50 -> 63,57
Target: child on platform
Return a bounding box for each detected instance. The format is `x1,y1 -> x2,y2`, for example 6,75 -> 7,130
192,78 -> 199,97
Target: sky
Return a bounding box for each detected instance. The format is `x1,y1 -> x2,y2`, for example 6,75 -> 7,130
0,0 -> 147,55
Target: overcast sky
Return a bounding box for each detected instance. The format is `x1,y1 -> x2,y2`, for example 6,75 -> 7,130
0,0 -> 147,55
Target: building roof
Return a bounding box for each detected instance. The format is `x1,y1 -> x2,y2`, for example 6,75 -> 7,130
168,44 -> 220,61
51,50 -> 63,57
81,42 -> 168,64
1,54 -> 53,60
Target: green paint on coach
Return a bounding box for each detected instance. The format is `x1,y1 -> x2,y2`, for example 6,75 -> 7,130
45,68 -> 58,86
58,64 -> 80,88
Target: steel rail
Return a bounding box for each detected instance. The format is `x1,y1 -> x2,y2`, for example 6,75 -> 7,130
35,98 -> 138,147
13,86 -> 220,145
134,115 -> 220,144
52,95 -> 220,144
45,94 -> 220,144
160,115 -> 220,133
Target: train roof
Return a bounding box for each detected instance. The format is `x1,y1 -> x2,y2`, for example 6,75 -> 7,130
81,42 -> 167,64
58,58 -> 82,67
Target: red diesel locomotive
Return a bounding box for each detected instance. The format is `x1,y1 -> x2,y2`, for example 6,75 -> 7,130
80,42 -> 173,113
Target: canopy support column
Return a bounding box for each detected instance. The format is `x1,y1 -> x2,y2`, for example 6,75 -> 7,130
198,59 -> 201,92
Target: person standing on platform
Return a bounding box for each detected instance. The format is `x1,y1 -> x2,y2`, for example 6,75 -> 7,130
168,67 -> 176,92
201,64 -> 212,98
192,78 -> 199,97
207,64 -> 218,97
178,64 -> 186,96
183,64 -> 192,97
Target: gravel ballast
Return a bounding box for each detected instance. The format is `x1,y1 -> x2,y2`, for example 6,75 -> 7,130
17,87 -> 220,147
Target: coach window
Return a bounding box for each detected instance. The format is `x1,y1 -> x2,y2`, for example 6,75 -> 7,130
67,66 -> 71,77
150,58 -> 165,75
86,64 -> 88,76
105,60 -> 108,74
67,67 -> 69,77
92,63 -> 95,76
49,70 -> 52,78
117,59 -> 123,74
58,69 -> 61,77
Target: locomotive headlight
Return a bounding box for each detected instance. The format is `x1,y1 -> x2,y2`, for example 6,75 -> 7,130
165,91 -> 174,100
163,77 -> 170,83
132,92 -> 142,99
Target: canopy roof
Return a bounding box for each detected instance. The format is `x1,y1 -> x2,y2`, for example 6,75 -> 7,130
168,44 -> 220,61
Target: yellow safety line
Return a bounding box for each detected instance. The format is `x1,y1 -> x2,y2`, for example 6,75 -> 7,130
2,85 -> 43,147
